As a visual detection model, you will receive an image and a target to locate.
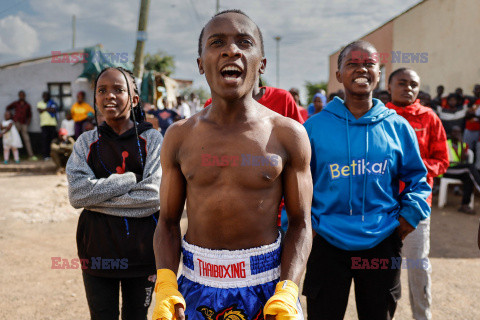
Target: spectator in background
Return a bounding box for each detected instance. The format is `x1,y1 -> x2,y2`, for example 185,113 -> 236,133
456,87 -> 472,110
308,92 -> 326,117
455,87 -> 465,100
432,85 -> 445,108
6,90 -> 36,160
289,88 -> 308,120
60,111 -> 75,138
327,92 -> 337,102
418,91 -> 435,111
37,92 -> 58,161
437,93 -> 467,135
188,93 -> 200,115
326,90 -> 347,103
50,128 -> 75,173
310,93 -> 324,116
83,112 -> 96,131
70,91 -> 94,139
149,104 -> 178,136
289,88 -> 302,105
443,126 -> 480,214
386,67 -> 449,320
1,110 -> 23,164
464,84 -> 480,152
143,101 -> 154,113
83,121 -> 95,132
176,96 -> 191,119
143,102 -> 159,130
375,90 -> 390,105
471,84 -> 480,106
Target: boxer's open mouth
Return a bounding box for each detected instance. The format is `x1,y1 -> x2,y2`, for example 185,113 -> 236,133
220,65 -> 243,80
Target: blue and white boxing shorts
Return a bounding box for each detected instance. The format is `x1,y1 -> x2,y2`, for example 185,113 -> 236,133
178,234 -> 302,320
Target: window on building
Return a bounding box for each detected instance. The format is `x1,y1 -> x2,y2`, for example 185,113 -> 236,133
378,65 -> 386,90
48,82 -> 72,111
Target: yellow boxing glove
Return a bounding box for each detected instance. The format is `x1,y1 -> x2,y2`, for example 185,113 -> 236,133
151,269 -> 186,320
263,280 -> 299,320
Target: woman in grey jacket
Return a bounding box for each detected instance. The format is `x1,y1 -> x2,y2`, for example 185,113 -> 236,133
66,67 -> 163,320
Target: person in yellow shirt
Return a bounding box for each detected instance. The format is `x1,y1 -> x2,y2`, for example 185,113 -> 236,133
70,91 -> 94,138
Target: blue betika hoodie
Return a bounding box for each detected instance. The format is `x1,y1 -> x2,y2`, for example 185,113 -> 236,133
285,97 -> 431,251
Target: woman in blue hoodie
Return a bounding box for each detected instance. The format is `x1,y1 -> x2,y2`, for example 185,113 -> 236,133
300,40 -> 431,320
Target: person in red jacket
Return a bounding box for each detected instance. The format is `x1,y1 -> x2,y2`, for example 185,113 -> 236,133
289,87 -> 308,121
387,67 -> 449,320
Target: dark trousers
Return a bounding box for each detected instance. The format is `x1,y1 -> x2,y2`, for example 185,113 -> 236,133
303,232 -> 403,320
41,126 -> 57,159
82,272 -> 155,320
443,163 -> 480,205
75,120 -> 87,139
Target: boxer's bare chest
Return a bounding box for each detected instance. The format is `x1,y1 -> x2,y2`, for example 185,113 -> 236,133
178,122 -> 285,189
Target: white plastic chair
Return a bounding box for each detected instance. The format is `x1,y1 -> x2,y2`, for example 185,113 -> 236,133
438,149 -> 475,208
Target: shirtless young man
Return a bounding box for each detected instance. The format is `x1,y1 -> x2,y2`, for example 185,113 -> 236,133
151,9 -> 312,320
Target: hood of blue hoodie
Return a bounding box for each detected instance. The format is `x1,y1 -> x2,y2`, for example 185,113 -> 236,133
323,96 -> 396,124
299,96 -> 430,251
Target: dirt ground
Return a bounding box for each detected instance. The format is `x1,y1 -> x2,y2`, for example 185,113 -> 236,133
0,172 -> 479,320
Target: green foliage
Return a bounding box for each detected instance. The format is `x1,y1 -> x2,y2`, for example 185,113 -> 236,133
305,81 -> 328,103
144,51 -> 175,75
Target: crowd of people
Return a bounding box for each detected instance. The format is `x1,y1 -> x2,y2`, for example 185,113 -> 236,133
58,9 -> 480,320
2,90 -> 93,171
1,87 -> 199,173
289,78 -> 480,217
3,9 -> 480,320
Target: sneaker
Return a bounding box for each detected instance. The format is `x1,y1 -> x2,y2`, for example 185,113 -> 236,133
29,156 -> 38,161
43,157 -> 51,161
458,205 -> 475,215
15,160 -> 20,164
3,160 -> 8,164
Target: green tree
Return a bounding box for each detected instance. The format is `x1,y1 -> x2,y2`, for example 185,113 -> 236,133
144,51 -> 175,76
305,81 -> 328,104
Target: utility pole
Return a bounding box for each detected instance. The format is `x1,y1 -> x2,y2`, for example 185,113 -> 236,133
133,0 -> 151,78
216,0 -> 220,13
274,36 -> 281,88
72,15 -> 76,49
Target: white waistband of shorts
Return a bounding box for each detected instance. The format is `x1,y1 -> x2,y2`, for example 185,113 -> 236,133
181,233 -> 281,288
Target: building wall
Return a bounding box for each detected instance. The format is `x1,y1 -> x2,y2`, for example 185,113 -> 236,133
0,60 -> 92,132
391,0 -> 480,96
328,21 -> 393,95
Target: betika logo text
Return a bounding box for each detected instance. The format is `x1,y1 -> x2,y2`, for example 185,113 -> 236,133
329,159 -> 389,180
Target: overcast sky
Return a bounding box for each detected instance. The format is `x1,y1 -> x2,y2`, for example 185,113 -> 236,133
0,0 -> 421,101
